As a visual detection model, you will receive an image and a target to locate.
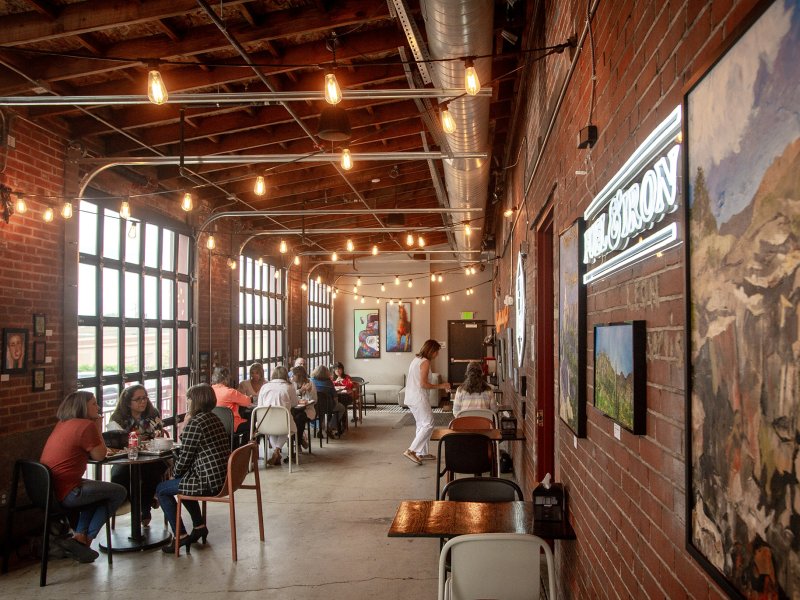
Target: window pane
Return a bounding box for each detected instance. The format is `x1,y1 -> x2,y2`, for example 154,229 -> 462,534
246,329 -> 253,360
254,330 -> 262,359
79,201 -> 98,255
245,293 -> 252,325
102,327 -> 119,375
239,329 -> 245,359
177,234 -> 190,275
102,268 -> 120,317
125,222 -> 141,264
177,281 -> 189,321
239,292 -> 244,324
161,328 -> 174,369
239,257 -> 245,287
160,377 -> 174,419
102,384 -> 119,414
144,327 -> 158,371
125,327 -> 140,372
162,279 -> 174,320
78,263 -> 96,316
262,296 -> 268,323
144,380 -> 158,409
125,272 -> 140,318
175,375 -> 189,419
254,294 -> 261,325
144,224 -> 159,268
276,298 -> 283,323
144,275 -> 158,319
245,257 -> 253,289
253,263 -> 260,290
162,229 -> 175,271
103,209 -> 120,260
177,328 -> 188,368
78,326 -> 96,379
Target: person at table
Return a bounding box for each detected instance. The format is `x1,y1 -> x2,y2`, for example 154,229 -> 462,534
452,361 -> 497,417
257,365 -> 300,465
40,391 -> 127,558
292,365 -> 317,449
238,362 -> 266,400
156,384 -> 230,555
403,339 -> 450,465
332,361 -> 359,412
106,384 -> 169,527
211,366 -> 254,444
311,364 -> 347,438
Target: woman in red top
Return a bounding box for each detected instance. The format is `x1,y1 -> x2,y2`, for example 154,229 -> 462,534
40,391 -> 127,551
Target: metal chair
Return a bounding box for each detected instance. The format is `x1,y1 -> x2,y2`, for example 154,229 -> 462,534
441,476 -> 523,502
175,442 -> 264,562
250,405 -> 299,472
350,376 -> 368,419
2,460 -> 113,586
454,408 -> 498,427
435,433 -> 497,499
212,406 -> 240,450
438,533 -> 555,600
314,389 -> 335,447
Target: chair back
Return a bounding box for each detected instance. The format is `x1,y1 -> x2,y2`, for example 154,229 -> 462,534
455,408 -> 497,427
250,405 -> 292,437
441,433 -> 495,476
17,460 -> 56,511
438,533 -> 555,600
315,389 -> 335,418
226,443 -> 257,496
449,416 -> 493,430
212,406 -> 234,435
441,476 -> 523,502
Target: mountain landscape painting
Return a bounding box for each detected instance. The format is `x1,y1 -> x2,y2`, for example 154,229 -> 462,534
686,0 -> 800,596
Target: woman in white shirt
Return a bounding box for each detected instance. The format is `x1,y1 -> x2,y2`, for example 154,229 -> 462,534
453,361 -> 496,417
257,365 -> 299,465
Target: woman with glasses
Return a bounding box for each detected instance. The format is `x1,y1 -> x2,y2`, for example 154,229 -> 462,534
107,385 -> 167,527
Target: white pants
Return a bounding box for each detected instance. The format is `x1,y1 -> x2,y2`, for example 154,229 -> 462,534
408,400 -> 434,455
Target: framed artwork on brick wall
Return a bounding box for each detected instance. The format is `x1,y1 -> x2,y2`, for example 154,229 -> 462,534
558,219 -> 586,437
2,328 -> 28,374
684,0 -> 800,596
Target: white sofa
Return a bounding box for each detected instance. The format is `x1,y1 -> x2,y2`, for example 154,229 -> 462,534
364,383 -> 405,405
397,372 -> 441,408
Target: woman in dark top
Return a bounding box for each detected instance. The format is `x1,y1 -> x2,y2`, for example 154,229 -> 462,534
311,364 -> 347,438
156,384 -> 230,555
107,384 -> 167,526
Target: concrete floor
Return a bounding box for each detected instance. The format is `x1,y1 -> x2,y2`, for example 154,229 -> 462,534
2,407 -> 443,599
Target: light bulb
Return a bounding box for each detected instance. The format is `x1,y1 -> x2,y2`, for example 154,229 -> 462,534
407,280 -> 413,288
470,267 -> 476,275
441,295 -> 446,302
206,235 -> 216,250
431,273 -> 436,282
15,197 -> 27,214
61,201 -> 73,219
356,277 -> 362,287
181,191 -> 193,211
504,207 -> 514,218
372,244 -> 378,255
417,235 -> 425,247
352,285 -> 358,293
227,258 -> 237,270
441,104 -> 456,133
128,222 -> 138,239
380,283 -> 386,292
316,275 -> 321,284
301,282 -> 308,291
415,298 -> 420,305
446,294 -> 450,301
324,71 -> 342,105
360,297 -> 365,304
294,256 -> 300,266
354,293 -> 359,301
389,299 -> 394,305
465,267 -> 471,276
341,148 -> 353,170
346,239 -> 354,252
43,207 -> 54,222
422,298 -> 426,304
438,275 -> 443,283
257,256 -> 263,266
464,59 -> 480,96
331,251 -> 338,262
253,175 -> 266,196
406,233 -> 414,247
274,269 -> 281,279
147,68 -> 168,105
465,224 -> 472,236
326,285 -> 332,292
394,275 -> 400,286
279,239 -> 287,254
119,200 -> 131,220
332,291 -> 337,298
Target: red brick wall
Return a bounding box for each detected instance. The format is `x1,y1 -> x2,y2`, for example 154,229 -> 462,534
495,0 -> 761,597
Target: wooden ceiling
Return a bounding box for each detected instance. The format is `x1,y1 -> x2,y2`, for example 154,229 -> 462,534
0,0 -> 523,259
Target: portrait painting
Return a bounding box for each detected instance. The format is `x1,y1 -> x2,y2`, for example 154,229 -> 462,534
354,309 -> 380,359
684,0 -> 800,596
385,302 -> 412,352
2,328 -> 28,374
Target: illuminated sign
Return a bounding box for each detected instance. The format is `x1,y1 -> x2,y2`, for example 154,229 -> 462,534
583,106 -> 682,283
515,252 -> 525,367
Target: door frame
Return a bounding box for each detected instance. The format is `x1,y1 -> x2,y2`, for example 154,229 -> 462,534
534,208 -> 555,482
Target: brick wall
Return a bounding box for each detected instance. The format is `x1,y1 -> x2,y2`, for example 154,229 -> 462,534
494,0 -> 761,597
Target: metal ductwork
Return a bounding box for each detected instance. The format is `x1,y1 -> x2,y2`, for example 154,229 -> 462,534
421,0 -> 493,259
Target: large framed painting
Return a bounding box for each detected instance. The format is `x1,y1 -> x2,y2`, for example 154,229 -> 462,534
558,219 -> 586,437
592,321 -> 646,435
684,0 -> 800,596
354,309 -> 380,359
385,302 -> 412,352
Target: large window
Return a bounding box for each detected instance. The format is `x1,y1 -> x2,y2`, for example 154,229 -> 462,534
238,257 -> 286,382
306,278 -> 332,372
77,201 -> 192,424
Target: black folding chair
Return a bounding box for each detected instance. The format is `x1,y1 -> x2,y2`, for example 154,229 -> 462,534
314,390 -> 335,447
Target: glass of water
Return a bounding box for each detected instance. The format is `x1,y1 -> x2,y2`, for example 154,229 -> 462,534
127,446 -> 139,460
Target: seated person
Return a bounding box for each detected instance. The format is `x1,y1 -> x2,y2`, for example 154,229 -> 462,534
211,366 -> 254,444
107,385 -> 169,527
292,365 -> 317,449
310,364 -> 347,438
332,361 -> 359,403
257,366 -> 300,465
453,361 -> 497,417
289,357 -> 305,381
238,362 -> 266,400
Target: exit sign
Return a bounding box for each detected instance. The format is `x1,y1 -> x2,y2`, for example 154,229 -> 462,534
461,312 -> 474,319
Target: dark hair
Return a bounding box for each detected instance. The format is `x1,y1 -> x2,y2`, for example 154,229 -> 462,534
56,391 -> 97,421
186,384 -> 217,416
270,365 -> 289,381
333,361 -> 347,376
460,361 -> 491,394
416,339 -> 441,360
109,384 -> 159,427
311,364 -> 331,380
292,366 -> 309,386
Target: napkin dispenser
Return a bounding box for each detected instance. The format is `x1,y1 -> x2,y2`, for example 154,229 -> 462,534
533,476 -> 566,522
499,410 -> 517,437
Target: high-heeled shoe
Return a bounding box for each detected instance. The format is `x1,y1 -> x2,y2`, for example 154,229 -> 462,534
161,533 -> 192,555
188,525 -> 208,545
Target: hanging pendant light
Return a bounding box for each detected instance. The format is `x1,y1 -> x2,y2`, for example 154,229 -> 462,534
317,105 -> 351,141
181,191 -> 193,211
61,201 -> 73,219
372,244 -> 378,256
340,148 -> 353,170
346,239 -> 354,252
14,196 -> 27,214
206,235 -> 216,250
324,72 -> 342,105
464,58 -> 480,96
128,222 -> 138,239
294,256 -> 300,266
119,200 -> 131,220
147,66 -> 168,105
43,207 -> 54,223
331,251 -> 338,262
279,239 -> 288,254
440,102 -> 456,134
417,235 -> 425,248
254,175 -> 266,196
406,233 -> 414,247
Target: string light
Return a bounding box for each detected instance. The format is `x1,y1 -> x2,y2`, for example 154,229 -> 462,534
394,275 -> 400,285
331,251 -> 338,262
440,102 -> 456,134
372,244 -> 378,255
389,299 -> 394,305
274,269 -> 281,279
406,233 -> 414,247
301,282 -> 307,291
438,274 -> 443,283
504,207 -> 515,218
128,222 -> 138,239
464,58 -> 480,95
326,285 -> 332,292
119,200 -> 131,219
61,201 -> 73,219
14,196 -> 27,214
415,298 -> 420,305
422,298 -> 426,305
324,71 -> 342,105
257,256 -> 263,266
360,297 -> 365,304
380,283 -> 386,292
279,239 -> 288,254
353,285 -> 358,293
465,224 -> 472,236
407,280 -> 413,288
375,297 -> 380,304
431,273 -> 436,282
316,275 -> 321,284
465,266 -> 471,276
147,66 -> 168,105
357,277 -> 362,287
42,207 -> 54,222
354,293 -> 359,301
346,239 -> 354,252
227,258 -> 237,270
294,256 -> 300,266
341,148 -> 353,170
181,191 -> 193,211
417,235 -> 425,248
206,235 -> 216,250
253,175 -> 266,196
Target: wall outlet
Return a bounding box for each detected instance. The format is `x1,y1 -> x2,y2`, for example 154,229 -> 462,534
6,134 -> 15,148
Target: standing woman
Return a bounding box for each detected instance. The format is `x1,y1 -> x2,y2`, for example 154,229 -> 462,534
156,384 -> 230,555
40,392 -> 127,552
238,362 -> 265,400
106,385 -> 168,526
403,339 -> 450,465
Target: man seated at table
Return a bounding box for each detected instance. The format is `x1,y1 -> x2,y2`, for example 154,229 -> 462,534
211,366 -> 254,444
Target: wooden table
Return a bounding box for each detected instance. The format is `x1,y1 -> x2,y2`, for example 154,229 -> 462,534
387,500 -> 576,540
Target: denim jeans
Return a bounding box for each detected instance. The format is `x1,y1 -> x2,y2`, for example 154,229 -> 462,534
156,477 -> 203,535
61,479 -> 127,539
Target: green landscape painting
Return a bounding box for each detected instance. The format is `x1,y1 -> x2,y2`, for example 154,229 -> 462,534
593,322 -> 645,434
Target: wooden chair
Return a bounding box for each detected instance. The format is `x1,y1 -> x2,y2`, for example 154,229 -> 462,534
448,416 -> 494,430
454,408 -> 498,427
175,442 -> 264,561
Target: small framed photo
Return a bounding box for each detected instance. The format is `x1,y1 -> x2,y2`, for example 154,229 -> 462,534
33,314 -> 46,337
2,328 -> 28,374
33,341 -> 46,364
31,368 -> 45,392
